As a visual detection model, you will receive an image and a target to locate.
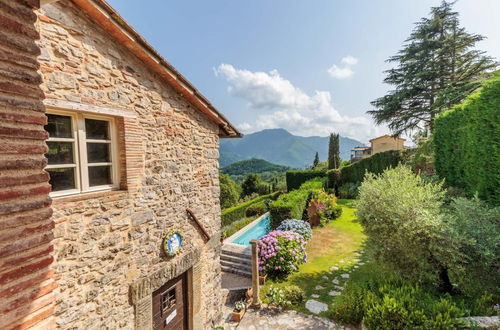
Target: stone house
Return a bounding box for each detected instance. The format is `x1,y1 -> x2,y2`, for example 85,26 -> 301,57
0,0 -> 240,329
350,135 -> 406,162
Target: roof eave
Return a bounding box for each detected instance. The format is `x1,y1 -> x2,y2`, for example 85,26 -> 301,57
71,0 -> 241,138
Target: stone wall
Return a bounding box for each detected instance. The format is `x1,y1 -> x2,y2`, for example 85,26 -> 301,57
37,1 -> 223,329
0,0 -> 57,329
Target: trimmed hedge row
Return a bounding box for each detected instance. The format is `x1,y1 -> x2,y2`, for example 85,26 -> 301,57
269,178 -> 325,229
434,72 -> 500,205
328,150 -> 403,188
286,170 -> 327,191
221,192 -> 281,227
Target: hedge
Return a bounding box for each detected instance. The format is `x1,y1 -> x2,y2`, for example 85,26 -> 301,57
434,72 -> 500,205
286,170 -> 327,191
327,150 -> 403,188
221,192 -> 281,227
269,178 -> 325,229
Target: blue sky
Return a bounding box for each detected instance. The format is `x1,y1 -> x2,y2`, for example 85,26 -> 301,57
107,0 -> 499,142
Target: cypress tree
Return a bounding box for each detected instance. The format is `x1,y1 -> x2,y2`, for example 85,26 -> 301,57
328,133 -> 340,169
369,1 -> 496,135
313,152 -> 320,168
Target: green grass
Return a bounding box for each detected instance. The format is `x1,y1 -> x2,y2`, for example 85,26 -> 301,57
261,199 -> 366,315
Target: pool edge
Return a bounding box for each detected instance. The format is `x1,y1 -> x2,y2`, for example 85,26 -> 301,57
225,212 -> 270,245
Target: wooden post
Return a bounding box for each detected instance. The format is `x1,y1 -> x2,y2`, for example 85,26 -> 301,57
250,240 -> 261,307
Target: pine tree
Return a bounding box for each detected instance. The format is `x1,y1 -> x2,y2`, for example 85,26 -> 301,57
313,152 -> 320,168
369,1 -> 496,135
328,133 -> 340,169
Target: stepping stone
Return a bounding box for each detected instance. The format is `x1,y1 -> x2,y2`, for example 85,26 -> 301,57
332,278 -> 339,284
335,285 -> 344,290
330,266 -> 339,271
305,299 -> 328,314
328,290 -> 341,296
339,259 -> 345,263
354,265 -> 359,269
314,285 -> 325,290
341,273 -> 350,279
311,294 -> 320,298
322,275 -> 329,280
359,262 -> 365,265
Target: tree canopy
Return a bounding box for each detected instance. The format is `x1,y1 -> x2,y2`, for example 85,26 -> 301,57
369,0 -> 496,135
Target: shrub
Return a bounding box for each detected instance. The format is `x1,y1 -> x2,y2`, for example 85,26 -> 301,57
258,230 -> 307,280
338,182 -> 360,199
309,189 -> 342,225
286,170 -> 326,191
443,197 -> 500,298
269,178 -> 324,229
282,285 -> 305,305
327,150 -> 403,189
434,72 -> 500,205
356,165 -> 451,289
329,282 -> 367,324
265,286 -> 287,307
276,219 -> 312,241
245,201 -> 267,217
219,173 -> 241,209
221,192 -> 280,227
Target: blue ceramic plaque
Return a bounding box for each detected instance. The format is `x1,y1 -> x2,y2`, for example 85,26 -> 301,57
163,231 -> 182,256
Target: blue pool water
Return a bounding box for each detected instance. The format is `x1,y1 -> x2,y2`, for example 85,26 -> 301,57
231,215 -> 270,246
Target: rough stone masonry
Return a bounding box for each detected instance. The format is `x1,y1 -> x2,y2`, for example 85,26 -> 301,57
32,0 -> 237,328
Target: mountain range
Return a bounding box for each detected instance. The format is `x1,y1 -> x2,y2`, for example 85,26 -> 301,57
220,128 -> 365,168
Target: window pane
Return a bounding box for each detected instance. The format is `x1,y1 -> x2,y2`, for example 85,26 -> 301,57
85,119 -> 109,140
87,143 -> 110,163
89,166 -> 112,186
47,168 -> 75,191
45,114 -> 72,138
46,142 -> 74,165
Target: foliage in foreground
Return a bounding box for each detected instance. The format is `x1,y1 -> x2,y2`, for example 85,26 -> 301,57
356,165 -> 500,297
434,71 -> 500,204
258,230 -> 307,280
219,173 -> 241,209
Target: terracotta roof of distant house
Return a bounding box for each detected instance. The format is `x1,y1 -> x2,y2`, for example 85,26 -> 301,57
369,135 -> 405,142
352,146 -> 371,150
57,0 -> 241,138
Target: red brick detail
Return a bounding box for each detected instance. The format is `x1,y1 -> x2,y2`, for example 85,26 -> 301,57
0,230 -> 53,259
0,257 -> 54,286
0,245 -> 54,273
0,111 -> 46,125
0,269 -> 54,300
0,158 -> 47,171
0,184 -> 52,202
0,142 -> 48,154
0,172 -> 49,188
0,207 -> 53,231
0,1 -> 54,328
8,305 -> 55,330
0,126 -> 48,140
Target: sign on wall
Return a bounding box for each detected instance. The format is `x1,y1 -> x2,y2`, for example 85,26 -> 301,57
163,231 -> 183,257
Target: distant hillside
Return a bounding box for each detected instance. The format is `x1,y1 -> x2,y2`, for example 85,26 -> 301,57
220,128 -> 365,168
222,158 -> 290,176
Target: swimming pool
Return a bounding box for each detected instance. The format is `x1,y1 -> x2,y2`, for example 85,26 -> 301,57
227,213 -> 270,246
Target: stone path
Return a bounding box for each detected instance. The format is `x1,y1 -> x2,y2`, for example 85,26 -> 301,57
227,306 -> 343,330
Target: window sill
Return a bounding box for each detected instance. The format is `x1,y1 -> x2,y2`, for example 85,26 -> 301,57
51,189 -> 128,205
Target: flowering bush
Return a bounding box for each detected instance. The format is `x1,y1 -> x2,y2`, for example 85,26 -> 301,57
258,230 -> 307,280
276,219 -> 312,241
309,190 -> 342,225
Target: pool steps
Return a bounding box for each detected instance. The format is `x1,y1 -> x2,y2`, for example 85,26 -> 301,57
221,243 -> 252,277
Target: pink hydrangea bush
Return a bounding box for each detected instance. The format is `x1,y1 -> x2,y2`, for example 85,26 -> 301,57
258,230 -> 307,280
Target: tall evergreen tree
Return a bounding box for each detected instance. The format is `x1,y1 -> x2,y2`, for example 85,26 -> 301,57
328,133 -> 340,169
313,152 -> 320,168
369,1 -> 496,135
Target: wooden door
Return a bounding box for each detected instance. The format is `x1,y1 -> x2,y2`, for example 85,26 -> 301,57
152,273 -> 188,330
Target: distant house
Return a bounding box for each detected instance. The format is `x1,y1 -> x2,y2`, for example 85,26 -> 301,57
0,0 -> 240,329
350,135 -> 406,162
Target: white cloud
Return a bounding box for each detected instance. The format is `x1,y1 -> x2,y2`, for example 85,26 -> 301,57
216,64 -> 386,142
327,55 -> 358,79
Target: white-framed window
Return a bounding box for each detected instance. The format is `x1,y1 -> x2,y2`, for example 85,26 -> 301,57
45,109 -> 120,197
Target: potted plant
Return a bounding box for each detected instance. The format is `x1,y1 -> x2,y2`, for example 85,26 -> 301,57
231,300 -> 246,321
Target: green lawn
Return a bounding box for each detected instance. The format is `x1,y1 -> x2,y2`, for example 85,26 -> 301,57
261,199 -> 367,315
